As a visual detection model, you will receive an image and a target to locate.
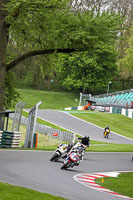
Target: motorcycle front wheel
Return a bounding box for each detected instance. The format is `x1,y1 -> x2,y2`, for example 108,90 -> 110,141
61,160 -> 70,170
50,153 -> 59,161
104,131 -> 106,138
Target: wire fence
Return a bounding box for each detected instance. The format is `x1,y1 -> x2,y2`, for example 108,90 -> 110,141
9,114 -> 75,144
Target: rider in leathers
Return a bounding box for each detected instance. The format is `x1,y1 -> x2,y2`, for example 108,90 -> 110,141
64,136 -> 90,164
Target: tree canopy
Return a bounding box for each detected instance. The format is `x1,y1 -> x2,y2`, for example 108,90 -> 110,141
118,25 -> 133,83
55,11 -> 122,92
0,0 -> 124,110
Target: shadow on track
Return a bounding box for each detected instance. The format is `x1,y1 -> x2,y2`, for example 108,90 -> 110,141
50,160 -> 63,163
61,168 -> 85,173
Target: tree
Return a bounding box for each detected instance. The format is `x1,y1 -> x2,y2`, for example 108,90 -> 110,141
56,51 -> 117,93
0,0 -> 8,110
118,25 -> 133,85
0,0 -> 77,110
55,11 -> 122,92
0,0 -> 123,110
71,0 -> 133,57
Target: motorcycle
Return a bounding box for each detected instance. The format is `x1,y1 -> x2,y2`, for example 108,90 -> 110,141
61,143 -> 85,170
104,128 -> 110,139
50,144 -> 68,161
61,149 -> 80,170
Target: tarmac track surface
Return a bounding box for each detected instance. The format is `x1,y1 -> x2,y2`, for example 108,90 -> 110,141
0,109 -> 132,200
37,109 -> 133,144
0,151 -> 133,200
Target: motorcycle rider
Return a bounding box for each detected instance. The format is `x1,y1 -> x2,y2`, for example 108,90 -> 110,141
104,125 -> 110,132
76,136 -> 90,164
62,142 -> 74,159
50,143 -> 69,161
58,143 -> 68,149
66,136 -> 90,153
104,125 -> 110,137
78,136 -> 90,147
63,136 -> 90,164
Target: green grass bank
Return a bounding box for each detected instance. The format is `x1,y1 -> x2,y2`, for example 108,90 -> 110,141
69,111 -> 133,139
95,172 -> 133,198
15,89 -> 133,152
0,182 -> 68,200
17,89 -> 79,110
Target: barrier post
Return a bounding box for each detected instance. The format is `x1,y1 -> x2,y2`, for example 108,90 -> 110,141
46,133 -> 49,146
35,133 -> 38,148
33,133 -> 38,148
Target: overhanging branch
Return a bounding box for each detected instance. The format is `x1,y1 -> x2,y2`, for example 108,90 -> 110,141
6,48 -> 77,71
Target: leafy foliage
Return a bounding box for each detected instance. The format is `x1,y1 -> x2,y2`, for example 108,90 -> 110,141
118,25 -> 133,80
6,1 -> 123,55
55,11 -> 122,92
4,71 -> 20,109
6,0 -> 72,50
0,0 -> 124,110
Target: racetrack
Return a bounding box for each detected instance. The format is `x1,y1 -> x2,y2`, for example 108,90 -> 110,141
37,109 -> 133,144
0,109 -> 133,200
0,151 -> 133,200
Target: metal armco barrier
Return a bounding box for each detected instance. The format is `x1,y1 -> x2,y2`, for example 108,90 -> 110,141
0,130 -> 20,148
10,114 -> 75,145
112,107 -> 122,114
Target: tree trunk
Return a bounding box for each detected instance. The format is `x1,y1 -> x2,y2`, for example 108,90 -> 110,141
0,0 -> 8,111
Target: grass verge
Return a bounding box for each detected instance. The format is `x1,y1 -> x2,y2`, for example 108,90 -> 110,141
8,113 -> 133,152
95,172 -> 133,198
30,143 -> 133,152
0,182 -> 68,200
71,111 -> 133,139
22,110 -> 69,131
17,89 -> 79,110
88,143 -> 133,152
2,144 -> 133,152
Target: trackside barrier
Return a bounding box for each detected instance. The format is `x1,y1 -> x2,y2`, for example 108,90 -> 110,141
0,131 -> 2,147
111,107 -> 133,119
126,109 -> 128,116
0,130 -> 20,148
64,105 -> 133,119
0,102 -> 26,148
18,114 -> 75,143
112,107 -> 122,114
33,133 -> 38,148
10,114 -> 75,145
35,123 -> 75,143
